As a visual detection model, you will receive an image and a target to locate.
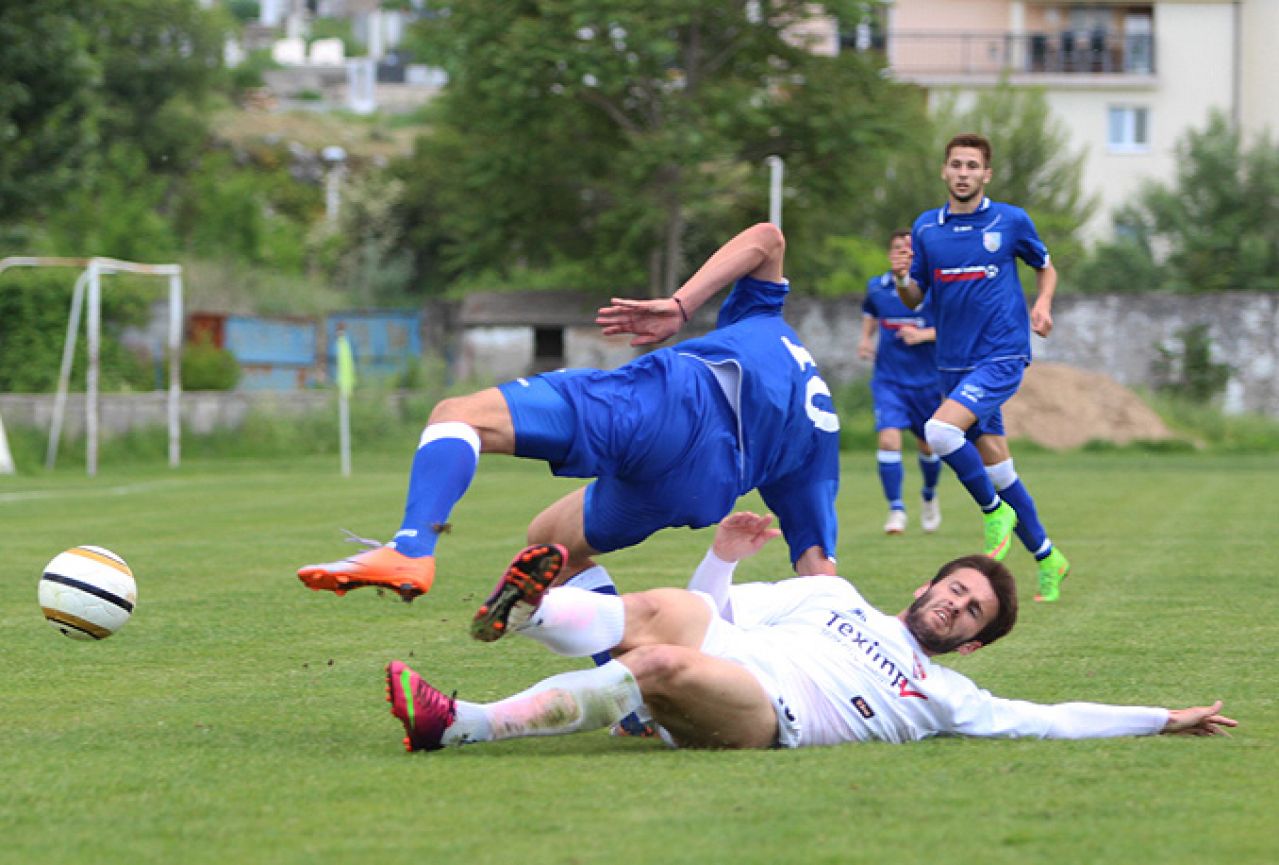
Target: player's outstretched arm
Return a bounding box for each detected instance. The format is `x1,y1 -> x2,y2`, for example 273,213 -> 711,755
1161,701 -> 1238,737
596,223 -> 784,346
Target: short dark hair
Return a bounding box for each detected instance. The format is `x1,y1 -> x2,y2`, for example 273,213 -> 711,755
944,133 -> 992,167
929,554 -> 1018,646
889,229 -> 911,246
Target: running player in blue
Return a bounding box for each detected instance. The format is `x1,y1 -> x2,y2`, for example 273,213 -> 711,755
895,133 -> 1071,603
858,230 -> 943,536
297,222 -> 842,606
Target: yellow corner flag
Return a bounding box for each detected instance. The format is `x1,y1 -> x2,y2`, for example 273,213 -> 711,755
336,331 -> 357,398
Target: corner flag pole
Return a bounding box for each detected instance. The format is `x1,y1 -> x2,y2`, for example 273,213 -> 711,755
336,329 -> 357,477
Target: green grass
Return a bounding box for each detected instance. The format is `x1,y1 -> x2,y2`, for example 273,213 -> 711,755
1,451 -> 1275,865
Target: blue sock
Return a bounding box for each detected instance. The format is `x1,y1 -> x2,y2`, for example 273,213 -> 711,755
997,478 -> 1049,556
941,441 -> 1000,511
876,450 -> 905,511
391,423 -> 480,558
919,453 -> 942,501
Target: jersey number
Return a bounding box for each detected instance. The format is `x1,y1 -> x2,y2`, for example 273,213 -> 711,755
783,336 -> 840,433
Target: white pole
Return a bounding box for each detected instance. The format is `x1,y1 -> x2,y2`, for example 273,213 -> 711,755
167,271 -> 183,468
0,409 -> 14,475
47,270 -> 89,469
339,391 -> 352,477
767,155 -> 784,229
86,261 -> 101,477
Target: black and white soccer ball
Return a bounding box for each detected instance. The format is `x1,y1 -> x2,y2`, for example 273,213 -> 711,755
39,546 -> 137,640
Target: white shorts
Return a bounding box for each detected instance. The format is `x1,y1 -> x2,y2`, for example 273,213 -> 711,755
691,591 -> 810,748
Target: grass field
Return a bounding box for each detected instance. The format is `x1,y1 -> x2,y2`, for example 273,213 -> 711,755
2,450 -> 1276,865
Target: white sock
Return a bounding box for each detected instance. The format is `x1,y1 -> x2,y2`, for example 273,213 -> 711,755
442,660 -> 643,745
516,587 -> 626,657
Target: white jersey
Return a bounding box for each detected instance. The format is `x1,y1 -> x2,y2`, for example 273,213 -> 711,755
689,555 -> 1168,748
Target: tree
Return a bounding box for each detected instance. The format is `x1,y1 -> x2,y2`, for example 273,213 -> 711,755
1079,111 -> 1279,293
398,0 -> 910,295
0,1 -> 100,221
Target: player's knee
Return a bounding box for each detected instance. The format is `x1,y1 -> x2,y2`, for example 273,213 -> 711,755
985,458 -> 1017,491
427,394 -> 478,425
924,418 -> 967,457
620,644 -> 695,694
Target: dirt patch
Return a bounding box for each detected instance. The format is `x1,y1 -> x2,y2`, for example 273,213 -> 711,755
1003,362 -> 1174,450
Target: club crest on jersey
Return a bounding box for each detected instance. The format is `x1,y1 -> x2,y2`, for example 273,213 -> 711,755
982,231 -> 1001,253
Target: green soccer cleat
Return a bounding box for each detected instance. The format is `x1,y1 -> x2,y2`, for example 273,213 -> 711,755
1035,547 -> 1071,603
982,502 -> 1018,561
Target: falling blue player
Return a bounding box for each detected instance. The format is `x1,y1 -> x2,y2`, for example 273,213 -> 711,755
858,230 -> 943,536
896,133 -> 1071,602
297,222 -> 842,606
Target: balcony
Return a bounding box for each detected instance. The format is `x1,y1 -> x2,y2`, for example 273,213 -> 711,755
887,30 -> 1155,82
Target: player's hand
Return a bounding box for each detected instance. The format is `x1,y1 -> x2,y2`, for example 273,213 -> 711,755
857,340 -> 875,360
712,512 -> 781,562
889,244 -> 913,277
1161,701 -> 1237,737
596,297 -> 683,346
1030,300 -> 1054,337
897,325 -> 922,346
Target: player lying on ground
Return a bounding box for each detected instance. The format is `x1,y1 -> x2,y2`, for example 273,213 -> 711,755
298,223 -> 841,605
385,513 -> 1235,751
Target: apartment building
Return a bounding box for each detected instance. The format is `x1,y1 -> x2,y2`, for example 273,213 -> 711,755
880,0 -> 1279,242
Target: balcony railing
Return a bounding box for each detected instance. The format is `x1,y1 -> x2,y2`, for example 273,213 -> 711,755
887,30 -> 1155,77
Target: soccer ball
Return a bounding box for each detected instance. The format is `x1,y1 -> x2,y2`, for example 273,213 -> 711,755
39,546 -> 137,640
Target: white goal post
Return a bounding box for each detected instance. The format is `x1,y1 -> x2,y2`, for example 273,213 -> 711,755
0,256 -> 184,476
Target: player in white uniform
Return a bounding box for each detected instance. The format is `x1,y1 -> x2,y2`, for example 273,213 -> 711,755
384,514 -> 1235,752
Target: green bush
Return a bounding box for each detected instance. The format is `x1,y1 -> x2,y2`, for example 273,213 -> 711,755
0,269 -> 153,393
181,335 -> 241,390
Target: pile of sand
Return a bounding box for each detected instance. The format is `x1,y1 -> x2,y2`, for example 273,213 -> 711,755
1002,363 -> 1174,450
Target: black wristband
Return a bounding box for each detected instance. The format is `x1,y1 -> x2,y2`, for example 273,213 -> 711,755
672,295 -> 689,322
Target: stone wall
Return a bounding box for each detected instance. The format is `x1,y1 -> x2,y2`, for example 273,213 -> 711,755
3,292 -> 1276,438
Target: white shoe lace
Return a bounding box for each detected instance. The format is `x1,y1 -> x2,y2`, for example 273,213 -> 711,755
340,528 -> 384,550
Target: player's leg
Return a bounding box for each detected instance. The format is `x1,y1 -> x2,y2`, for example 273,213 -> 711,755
877,427 -> 908,534
924,398 -> 1016,559
619,645 -> 779,749
385,657 -> 646,752
872,379 -> 908,533
976,435 -> 1070,603
296,388 -> 511,600
916,434 -> 943,532
907,388 -> 943,532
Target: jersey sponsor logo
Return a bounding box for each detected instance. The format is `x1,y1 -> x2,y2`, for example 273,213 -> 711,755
822,611 -> 929,701
983,231 -> 1002,252
851,696 -> 876,719
782,335 -> 840,434
934,265 -> 1000,284
882,317 -> 926,331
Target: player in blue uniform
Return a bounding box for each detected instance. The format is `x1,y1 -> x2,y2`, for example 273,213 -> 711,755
858,230 -> 943,535
297,222 -> 842,607
895,133 -> 1071,602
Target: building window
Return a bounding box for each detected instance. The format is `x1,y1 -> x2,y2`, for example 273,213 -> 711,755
1108,106 -> 1150,153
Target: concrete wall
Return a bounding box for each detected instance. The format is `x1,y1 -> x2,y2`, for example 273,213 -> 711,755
4,293 -> 1277,440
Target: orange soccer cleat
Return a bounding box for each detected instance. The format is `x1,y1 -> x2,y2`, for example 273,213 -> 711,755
297,545 -> 435,603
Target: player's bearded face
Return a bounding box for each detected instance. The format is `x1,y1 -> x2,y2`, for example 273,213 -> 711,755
905,584 -> 978,654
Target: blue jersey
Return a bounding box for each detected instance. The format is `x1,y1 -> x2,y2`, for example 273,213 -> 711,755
908,197 -> 1049,371
526,275 -> 841,565
676,276 -> 841,493
862,272 -> 937,389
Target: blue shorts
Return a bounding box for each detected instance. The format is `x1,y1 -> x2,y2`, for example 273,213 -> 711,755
939,358 -> 1027,439
498,355 -> 741,553
871,378 -> 942,439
